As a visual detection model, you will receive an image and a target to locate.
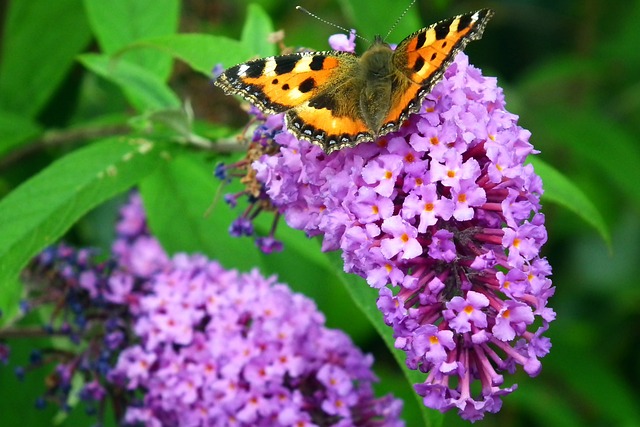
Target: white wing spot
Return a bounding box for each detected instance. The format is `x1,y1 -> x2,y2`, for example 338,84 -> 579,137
449,18 -> 460,33
293,56 -> 313,72
263,58 -> 277,77
424,29 -> 436,47
237,64 -> 249,77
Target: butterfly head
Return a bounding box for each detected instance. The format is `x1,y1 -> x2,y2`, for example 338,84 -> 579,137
372,35 -> 386,45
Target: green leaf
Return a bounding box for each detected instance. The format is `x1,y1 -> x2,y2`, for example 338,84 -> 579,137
530,108 -> 640,210
0,110 -> 42,158
0,137 -> 171,326
517,56 -> 599,99
328,252 -> 442,426
78,53 -> 181,111
0,0 -> 91,117
0,276 -> 22,329
529,157 -> 611,245
83,0 -> 179,80
241,4 -> 276,57
133,34 -> 252,78
139,152 -> 263,271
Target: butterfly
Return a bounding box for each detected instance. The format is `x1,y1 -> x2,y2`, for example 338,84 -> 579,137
215,9 -> 493,154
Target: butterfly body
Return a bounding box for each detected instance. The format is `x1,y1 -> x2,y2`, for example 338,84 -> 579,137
356,37 -> 396,135
215,9 -> 494,154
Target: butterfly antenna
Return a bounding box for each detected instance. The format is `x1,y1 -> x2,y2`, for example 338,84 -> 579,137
384,0 -> 417,41
295,6 -> 370,44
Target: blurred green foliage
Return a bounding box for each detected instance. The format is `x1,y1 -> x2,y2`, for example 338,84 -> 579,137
1,0 -> 639,426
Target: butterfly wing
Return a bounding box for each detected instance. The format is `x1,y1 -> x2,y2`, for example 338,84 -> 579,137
215,52 -> 339,114
381,9 -> 494,132
215,51 -> 372,153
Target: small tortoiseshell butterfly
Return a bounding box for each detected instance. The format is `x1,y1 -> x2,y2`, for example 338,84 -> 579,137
215,9 -> 494,154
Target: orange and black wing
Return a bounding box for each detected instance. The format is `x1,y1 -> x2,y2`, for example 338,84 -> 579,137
381,9 -> 494,132
215,52 -> 342,114
215,51 -> 372,153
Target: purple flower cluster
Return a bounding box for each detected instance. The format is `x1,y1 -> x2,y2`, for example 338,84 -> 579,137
17,194 -> 403,426
110,255 -> 403,427
249,44 -> 555,420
